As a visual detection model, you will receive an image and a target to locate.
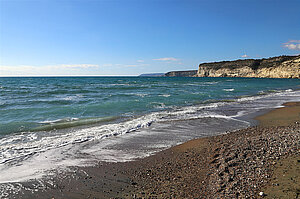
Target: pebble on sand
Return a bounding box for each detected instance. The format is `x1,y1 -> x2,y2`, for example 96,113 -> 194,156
259,191 -> 264,196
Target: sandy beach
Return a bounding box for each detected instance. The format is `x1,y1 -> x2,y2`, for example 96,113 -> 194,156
14,102 -> 300,199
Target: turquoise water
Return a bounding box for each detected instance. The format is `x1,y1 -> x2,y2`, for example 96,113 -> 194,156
0,77 -> 299,135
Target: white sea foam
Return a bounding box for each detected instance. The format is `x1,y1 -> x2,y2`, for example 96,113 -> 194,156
223,88 -> 234,91
1,102 -> 227,172
232,110 -> 247,118
59,94 -> 83,101
135,93 -> 148,97
159,94 -> 171,97
203,81 -> 219,85
152,102 -> 168,109
109,83 -> 131,86
38,117 -> 79,124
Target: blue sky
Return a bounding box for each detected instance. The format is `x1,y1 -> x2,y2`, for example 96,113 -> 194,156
0,0 -> 299,76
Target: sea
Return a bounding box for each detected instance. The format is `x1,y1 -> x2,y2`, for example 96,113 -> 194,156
0,76 -> 299,197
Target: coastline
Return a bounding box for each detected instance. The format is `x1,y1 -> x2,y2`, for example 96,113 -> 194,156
255,102 -> 300,127
11,102 -> 300,199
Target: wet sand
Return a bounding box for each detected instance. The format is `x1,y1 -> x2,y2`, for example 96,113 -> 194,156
255,102 -> 300,127
17,102 -> 300,199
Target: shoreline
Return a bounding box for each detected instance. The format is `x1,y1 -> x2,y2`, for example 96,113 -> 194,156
255,102 -> 300,127
11,102 -> 300,198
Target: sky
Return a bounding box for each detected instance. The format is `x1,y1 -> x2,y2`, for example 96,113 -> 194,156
0,0 -> 299,76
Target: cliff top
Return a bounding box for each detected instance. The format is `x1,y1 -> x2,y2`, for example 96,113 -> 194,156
199,55 -> 300,70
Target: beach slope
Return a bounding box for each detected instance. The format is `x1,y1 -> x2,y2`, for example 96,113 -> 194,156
19,102 -> 300,199
124,102 -> 300,198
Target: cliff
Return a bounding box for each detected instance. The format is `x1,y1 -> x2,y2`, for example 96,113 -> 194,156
164,70 -> 198,77
196,55 -> 300,78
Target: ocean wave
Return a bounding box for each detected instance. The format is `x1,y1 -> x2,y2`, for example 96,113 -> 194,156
159,94 -> 171,97
203,81 -> 219,85
38,117 -> 79,124
133,93 -> 148,97
58,94 -> 83,101
34,116 -> 118,131
223,88 -> 234,91
0,114 -> 157,166
0,100 -> 230,165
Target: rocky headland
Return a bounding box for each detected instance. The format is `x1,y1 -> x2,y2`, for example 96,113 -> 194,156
197,55 -> 300,78
162,55 -> 300,78
164,70 -> 198,77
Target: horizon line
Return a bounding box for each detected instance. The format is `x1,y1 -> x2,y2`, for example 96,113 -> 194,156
0,75 -> 142,77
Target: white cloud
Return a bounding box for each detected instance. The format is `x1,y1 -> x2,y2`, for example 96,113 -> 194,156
0,64 -> 100,76
289,40 -> 300,43
60,64 -> 99,69
102,63 -> 113,67
124,64 -> 150,67
241,54 -> 250,58
283,40 -> 300,50
153,57 -> 179,61
137,60 -> 144,63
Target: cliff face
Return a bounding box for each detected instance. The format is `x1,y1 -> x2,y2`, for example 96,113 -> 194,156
165,70 -> 198,77
196,55 -> 300,78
